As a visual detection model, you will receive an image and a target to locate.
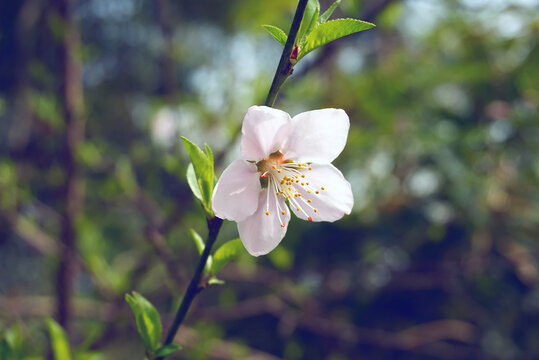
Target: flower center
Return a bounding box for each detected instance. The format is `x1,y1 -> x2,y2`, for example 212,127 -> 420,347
255,151 -> 324,225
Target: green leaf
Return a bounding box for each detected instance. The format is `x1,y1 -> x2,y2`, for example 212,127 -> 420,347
208,277 -> 225,285
186,163 -> 203,203
300,18 -> 375,60
297,0 -> 320,47
46,319 -> 71,360
125,292 -> 162,354
262,25 -> 288,46
153,344 -> 182,357
318,0 -> 341,24
189,229 -> 212,274
181,137 -> 214,217
211,238 -> 243,275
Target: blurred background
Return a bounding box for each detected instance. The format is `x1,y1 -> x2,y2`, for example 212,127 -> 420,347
1,0 -> 538,359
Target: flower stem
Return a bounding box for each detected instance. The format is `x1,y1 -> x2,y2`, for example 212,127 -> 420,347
156,216 -> 222,360
265,0 -> 309,107
156,2 -> 308,358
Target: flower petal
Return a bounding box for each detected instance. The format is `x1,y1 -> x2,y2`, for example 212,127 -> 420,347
283,108 -> 350,163
237,188 -> 290,256
289,164 -> 353,222
212,159 -> 261,221
240,106 -> 292,160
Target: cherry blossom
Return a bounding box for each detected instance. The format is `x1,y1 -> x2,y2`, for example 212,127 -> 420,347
212,106 -> 354,256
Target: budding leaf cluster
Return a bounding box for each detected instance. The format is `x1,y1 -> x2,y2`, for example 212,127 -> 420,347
263,0 -> 375,62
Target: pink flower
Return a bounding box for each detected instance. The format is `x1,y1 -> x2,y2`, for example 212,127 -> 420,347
212,106 -> 354,256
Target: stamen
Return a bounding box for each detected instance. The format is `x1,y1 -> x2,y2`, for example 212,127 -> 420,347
308,216 -> 313,221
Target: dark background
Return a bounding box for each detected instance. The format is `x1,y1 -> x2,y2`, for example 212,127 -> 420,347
1,0 -> 538,359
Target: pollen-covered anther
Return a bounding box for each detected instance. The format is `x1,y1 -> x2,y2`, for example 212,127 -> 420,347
314,208 -> 318,213
301,174 -> 305,178
281,210 -> 286,215
280,224 -> 286,228
315,191 -> 319,194
265,211 -> 270,216
308,199 -> 312,203
308,216 -> 313,221
321,187 -> 325,190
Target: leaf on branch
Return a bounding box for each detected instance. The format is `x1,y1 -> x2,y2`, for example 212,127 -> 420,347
297,0 -> 320,48
262,25 -> 288,46
181,137 -> 215,217
190,229 -> 213,274
318,0 -> 341,24
211,238 -> 243,275
154,344 -> 182,357
300,18 -> 375,60
125,292 -> 162,355
46,318 -> 72,360
186,163 -> 203,203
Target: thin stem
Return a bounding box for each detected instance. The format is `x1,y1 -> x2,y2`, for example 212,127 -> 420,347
156,216 -> 222,359
156,2 -> 309,358
265,0 -> 308,107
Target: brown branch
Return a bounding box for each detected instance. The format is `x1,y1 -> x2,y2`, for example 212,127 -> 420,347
52,0 -> 86,334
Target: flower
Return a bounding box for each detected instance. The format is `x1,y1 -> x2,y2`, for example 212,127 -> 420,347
212,106 -> 354,256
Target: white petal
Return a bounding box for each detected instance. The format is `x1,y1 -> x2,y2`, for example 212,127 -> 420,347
237,188 -> 291,256
212,160 -> 261,221
283,108 -> 349,164
289,164 -> 353,222
240,106 -> 292,160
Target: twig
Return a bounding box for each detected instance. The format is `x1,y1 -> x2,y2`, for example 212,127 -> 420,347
264,0 -> 308,107
157,216 -> 223,359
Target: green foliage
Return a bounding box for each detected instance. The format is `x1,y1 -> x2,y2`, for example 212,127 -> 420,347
46,319 -> 71,360
296,0 -> 320,48
190,228 -> 213,274
318,0 -> 341,24
261,25 -> 287,46
124,292 -> 162,356
153,344 -> 182,358
0,324 -> 24,360
300,18 -> 375,60
181,137 -> 215,218
211,238 -> 243,275
262,0 -> 374,63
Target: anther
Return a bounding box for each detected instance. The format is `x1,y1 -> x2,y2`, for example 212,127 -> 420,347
315,191 -> 319,194
314,209 -> 318,212
308,199 -> 312,203
321,187 -> 325,190
265,211 -> 270,216
308,216 -> 313,221
281,210 -> 285,215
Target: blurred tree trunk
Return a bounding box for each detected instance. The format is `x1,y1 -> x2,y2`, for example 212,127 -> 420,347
52,0 -> 85,334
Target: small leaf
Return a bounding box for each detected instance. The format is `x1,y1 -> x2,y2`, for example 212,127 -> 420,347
46,318 -> 72,360
153,344 -> 182,357
186,163 -> 203,203
262,25 -> 288,46
211,238 -> 243,275
181,137 -> 214,216
125,292 -> 162,354
208,277 -> 225,285
189,229 -> 205,255
300,18 -> 375,60
297,0 -> 320,47
318,0 -> 341,24
189,229 -> 213,274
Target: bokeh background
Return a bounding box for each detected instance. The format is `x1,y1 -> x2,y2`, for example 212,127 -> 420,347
1,0 -> 538,359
